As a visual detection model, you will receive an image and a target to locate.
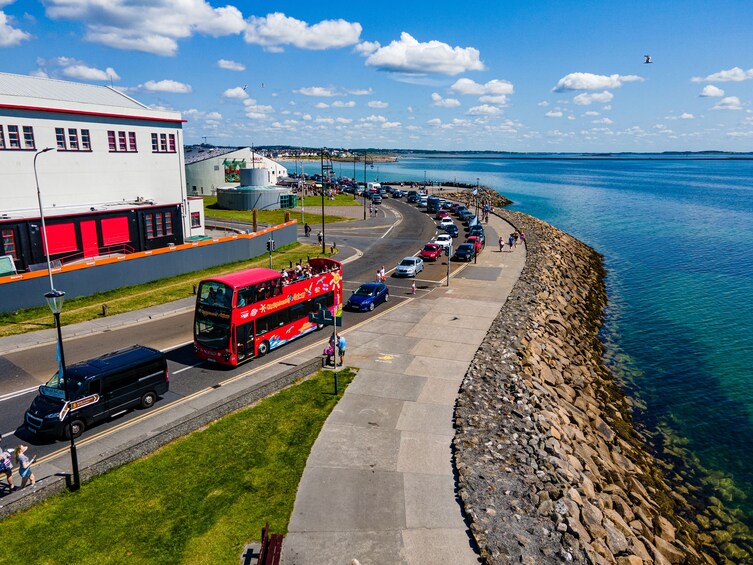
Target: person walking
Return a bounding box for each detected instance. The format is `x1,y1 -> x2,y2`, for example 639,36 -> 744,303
379,265 -> 386,282
411,280 -> 416,294
1,448 -> 15,491
317,231 -> 323,244
304,223 -> 311,237
14,445 -> 35,488
508,233 -> 515,251
498,236 -> 504,252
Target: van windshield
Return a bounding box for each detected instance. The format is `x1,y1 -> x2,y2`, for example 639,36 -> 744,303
42,371 -> 85,397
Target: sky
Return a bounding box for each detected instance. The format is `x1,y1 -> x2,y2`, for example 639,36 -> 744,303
1,0 -> 752,152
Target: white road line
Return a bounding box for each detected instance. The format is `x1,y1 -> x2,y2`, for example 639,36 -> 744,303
172,361 -> 205,375
0,385 -> 40,403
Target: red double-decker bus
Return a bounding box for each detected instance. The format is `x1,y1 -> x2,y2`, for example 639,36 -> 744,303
193,257 -> 342,366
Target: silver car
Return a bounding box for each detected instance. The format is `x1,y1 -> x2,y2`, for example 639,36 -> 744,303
395,256 -> 424,277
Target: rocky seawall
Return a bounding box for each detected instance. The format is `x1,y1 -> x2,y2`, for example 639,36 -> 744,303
452,207 -> 722,564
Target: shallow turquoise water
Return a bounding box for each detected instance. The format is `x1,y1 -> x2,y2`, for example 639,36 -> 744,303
326,154 -> 753,518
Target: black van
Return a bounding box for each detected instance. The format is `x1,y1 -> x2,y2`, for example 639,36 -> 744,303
24,345 -> 169,439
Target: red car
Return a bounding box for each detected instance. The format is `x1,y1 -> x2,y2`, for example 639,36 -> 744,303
419,243 -> 443,261
466,236 -> 483,253
435,210 -> 449,220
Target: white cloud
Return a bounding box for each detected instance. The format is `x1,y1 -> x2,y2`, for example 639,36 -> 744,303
592,117 -> 613,124
692,67 -> 753,83
355,41 -> 379,55
335,117 -> 352,124
141,79 -> 192,93
467,104 -> 501,116
553,72 -> 643,92
60,64 -> 120,81
727,131 -> 753,137
538,101 -> 550,107
382,121 -> 401,128
364,32 -> 484,75
666,112 -> 695,120
217,59 -> 245,72
315,117 -> 334,124
479,95 -> 508,105
545,110 -> 563,118
450,78 -> 513,96
347,88 -> 372,95
331,100 -> 355,108
0,4 -> 30,47
314,102 -> 329,109
295,86 -> 337,97
699,85 -> 725,97
222,86 -> 248,99
573,90 -> 613,105
44,0 -> 245,56
583,111 -> 600,116
362,115 -> 387,123
368,100 -> 388,108
244,12 -> 361,51
712,96 -> 743,111
427,118 -> 442,126
431,92 -> 460,107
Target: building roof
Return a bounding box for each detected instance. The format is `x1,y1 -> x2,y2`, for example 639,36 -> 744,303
0,72 -> 148,110
184,146 -> 242,165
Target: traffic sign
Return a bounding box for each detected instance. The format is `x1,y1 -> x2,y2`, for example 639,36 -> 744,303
58,394 -> 101,421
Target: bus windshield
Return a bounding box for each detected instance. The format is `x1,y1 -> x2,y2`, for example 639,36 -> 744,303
194,316 -> 230,350
197,281 -> 233,308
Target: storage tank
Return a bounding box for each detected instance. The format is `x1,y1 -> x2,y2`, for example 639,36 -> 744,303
216,185 -> 294,211
240,168 -> 270,187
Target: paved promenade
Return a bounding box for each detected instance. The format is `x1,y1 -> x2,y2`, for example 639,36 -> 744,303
282,213 -> 526,564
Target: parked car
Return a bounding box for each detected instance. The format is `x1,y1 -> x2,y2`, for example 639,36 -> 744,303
449,202 -> 462,213
346,282 -> 389,311
406,190 -> 419,203
419,243 -> 443,262
417,196 -> 428,208
453,243 -> 475,262
392,189 -> 404,198
395,256 -> 424,277
466,236 -> 484,252
468,225 -> 485,238
459,210 -> 475,223
435,210 -> 450,220
438,217 -> 455,229
442,200 -> 453,210
432,234 -> 453,250
444,224 -> 460,238
372,194 -> 383,205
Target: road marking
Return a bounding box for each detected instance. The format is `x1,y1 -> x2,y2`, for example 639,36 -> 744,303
172,361 -> 205,375
0,385 -> 39,403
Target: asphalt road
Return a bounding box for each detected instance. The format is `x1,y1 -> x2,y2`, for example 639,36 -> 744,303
0,197 -> 482,460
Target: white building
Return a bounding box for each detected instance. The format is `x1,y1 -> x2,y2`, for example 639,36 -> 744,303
0,72 -> 204,272
185,146 -> 288,195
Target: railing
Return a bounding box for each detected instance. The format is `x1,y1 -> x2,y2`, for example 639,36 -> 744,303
51,243 -> 136,266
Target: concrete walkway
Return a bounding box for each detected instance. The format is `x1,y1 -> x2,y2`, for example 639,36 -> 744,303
282,215 -> 526,564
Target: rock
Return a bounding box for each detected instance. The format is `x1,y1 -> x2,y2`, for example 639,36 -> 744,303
653,536 -> 684,564
616,557 -> 644,565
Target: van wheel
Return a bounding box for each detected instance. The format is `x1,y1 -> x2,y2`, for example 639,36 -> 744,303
66,419 -> 85,439
258,340 -> 270,356
141,391 -> 157,409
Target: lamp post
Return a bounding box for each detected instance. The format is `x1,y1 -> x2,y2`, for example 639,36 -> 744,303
362,153 -> 367,220
45,290 -> 81,491
475,177 -> 480,218
34,147 -> 55,290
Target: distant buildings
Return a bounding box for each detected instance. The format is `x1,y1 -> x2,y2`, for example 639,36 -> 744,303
184,146 -> 288,196
0,72 -> 204,273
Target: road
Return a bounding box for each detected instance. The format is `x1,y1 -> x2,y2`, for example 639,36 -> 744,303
0,197 -> 491,462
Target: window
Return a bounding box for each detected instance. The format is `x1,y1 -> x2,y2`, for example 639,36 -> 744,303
168,134 -> 176,152
151,133 -> 159,152
68,128 -> 79,150
101,217 -> 130,246
145,214 -> 154,239
81,129 -> 91,150
23,126 -> 35,149
0,126 -> 5,149
128,132 -> 137,152
2,229 -> 17,259
43,223 -> 78,255
108,131 -> 117,151
118,131 -> 127,152
191,211 -> 201,228
160,134 -> 167,152
107,130 -> 136,152
151,132 -> 177,153
7,126 -> 20,148
164,212 -> 173,235
155,213 -> 164,237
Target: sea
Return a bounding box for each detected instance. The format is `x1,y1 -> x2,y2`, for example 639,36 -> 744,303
317,153 -> 753,522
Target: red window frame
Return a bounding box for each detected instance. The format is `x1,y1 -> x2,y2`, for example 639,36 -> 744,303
118,131 -> 127,152
151,133 -> 159,152
128,132 -> 137,152
168,134 -> 176,152
164,212 -> 173,235
68,128 -> 79,150
108,131 -> 117,151
23,126 -> 35,149
81,129 -> 91,150
160,133 -> 168,152
191,211 -> 201,228
155,213 -> 164,237
0,125 -> 6,149
7,126 -> 20,148
145,214 -> 154,238
2,228 -> 17,259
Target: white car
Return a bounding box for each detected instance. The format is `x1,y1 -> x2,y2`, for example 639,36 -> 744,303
395,256 -> 424,277
432,234 -> 453,250
438,217 -> 455,229
417,196 -> 429,208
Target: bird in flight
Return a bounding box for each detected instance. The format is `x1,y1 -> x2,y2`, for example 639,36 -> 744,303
242,84 -> 248,91
644,55 -> 653,64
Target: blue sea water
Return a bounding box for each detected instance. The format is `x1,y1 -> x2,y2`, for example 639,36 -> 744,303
339,154 -> 753,519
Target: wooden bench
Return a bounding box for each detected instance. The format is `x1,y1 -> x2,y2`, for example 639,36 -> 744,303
258,521 -> 283,565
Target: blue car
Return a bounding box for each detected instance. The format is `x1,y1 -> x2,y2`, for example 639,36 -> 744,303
346,282 -> 390,311
444,224 -> 460,238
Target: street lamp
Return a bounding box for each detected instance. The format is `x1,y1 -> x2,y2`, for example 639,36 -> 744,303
45,290 -> 81,491
475,177 -> 480,218
34,147 -> 55,290
362,153 -> 367,220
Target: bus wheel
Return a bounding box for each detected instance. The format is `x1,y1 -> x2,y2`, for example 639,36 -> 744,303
258,340 -> 270,356
141,391 -> 157,409
66,419 -> 85,440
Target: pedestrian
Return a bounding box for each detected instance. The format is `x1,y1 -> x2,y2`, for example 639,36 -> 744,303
513,231 -> 519,248
411,280 -> 416,294
379,265 -> 386,282
1,448 -> 15,491
376,269 -> 382,283
369,202 -> 374,216
317,231 -> 323,244
498,236 -> 504,252
337,335 -> 346,366
14,445 -> 35,488
508,234 -> 515,251
304,223 -> 311,237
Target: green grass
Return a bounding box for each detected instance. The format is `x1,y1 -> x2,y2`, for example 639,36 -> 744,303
203,195 -> 357,225
0,368 -> 356,565
0,243 -> 334,337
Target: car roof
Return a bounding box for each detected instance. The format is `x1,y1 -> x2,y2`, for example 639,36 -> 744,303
458,243 -> 474,249
359,282 -> 382,290
402,256 -> 417,261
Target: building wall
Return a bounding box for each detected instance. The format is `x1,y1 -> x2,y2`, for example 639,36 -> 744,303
185,148 -> 288,195
0,223 -> 297,312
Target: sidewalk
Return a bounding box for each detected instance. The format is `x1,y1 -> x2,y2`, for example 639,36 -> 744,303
281,214 -> 526,564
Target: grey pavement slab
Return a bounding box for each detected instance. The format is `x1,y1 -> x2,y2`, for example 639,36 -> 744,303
401,529 -> 481,565
403,356 -> 470,380
397,431 -> 454,476
327,392 -> 405,430
396,402 -> 455,435
345,370 -> 427,402
409,338 -> 479,362
307,423 -> 401,472
404,473 -> 464,528
416,378 -> 463,406
406,324 -> 488,345
284,530 -> 404,565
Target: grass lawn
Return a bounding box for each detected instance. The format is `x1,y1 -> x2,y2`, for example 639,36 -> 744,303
0,368 -> 356,565
203,195 -> 357,225
0,243 -> 334,337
